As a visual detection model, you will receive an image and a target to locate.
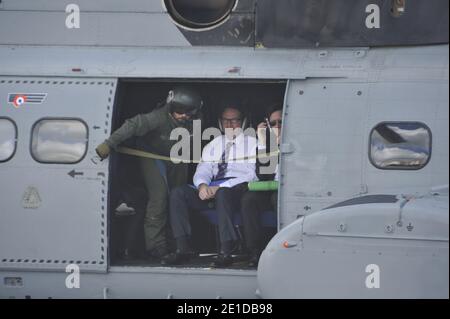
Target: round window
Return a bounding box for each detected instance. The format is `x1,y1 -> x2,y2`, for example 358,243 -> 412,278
164,0 -> 237,30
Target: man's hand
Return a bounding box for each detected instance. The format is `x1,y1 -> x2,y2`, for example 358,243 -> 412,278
198,184 -> 210,201
206,186 -> 219,199
96,142 -> 111,160
198,184 -> 220,201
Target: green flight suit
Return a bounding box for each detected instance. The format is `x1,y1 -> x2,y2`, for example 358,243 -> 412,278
105,104 -> 190,253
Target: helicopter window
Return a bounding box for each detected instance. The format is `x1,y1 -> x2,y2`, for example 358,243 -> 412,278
31,119 -> 88,164
369,122 -> 432,170
164,0 -> 237,30
0,118 -> 17,163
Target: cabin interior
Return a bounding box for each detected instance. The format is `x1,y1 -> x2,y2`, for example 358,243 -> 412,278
109,79 -> 286,268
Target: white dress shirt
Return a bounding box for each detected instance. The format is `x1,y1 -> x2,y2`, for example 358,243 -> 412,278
193,133 -> 258,188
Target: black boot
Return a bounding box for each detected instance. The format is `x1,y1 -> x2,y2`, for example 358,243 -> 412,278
147,246 -> 169,261
161,250 -> 196,265
210,241 -> 235,268
210,254 -> 234,268
247,254 -> 260,268
160,236 -> 195,265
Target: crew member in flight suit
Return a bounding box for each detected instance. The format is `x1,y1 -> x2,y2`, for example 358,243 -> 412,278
95,87 -> 203,259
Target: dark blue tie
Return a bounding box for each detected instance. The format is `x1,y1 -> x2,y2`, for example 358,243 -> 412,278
214,142 -> 233,181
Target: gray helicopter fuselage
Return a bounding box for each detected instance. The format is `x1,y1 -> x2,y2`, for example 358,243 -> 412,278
0,0 -> 448,299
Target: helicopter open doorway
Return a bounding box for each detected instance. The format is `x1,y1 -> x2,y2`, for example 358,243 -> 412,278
109,79 -> 287,268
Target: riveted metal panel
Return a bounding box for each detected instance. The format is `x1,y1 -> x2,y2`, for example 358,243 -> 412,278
0,12 -> 190,47
279,79 -> 368,227
0,0 -> 166,12
0,77 -> 116,273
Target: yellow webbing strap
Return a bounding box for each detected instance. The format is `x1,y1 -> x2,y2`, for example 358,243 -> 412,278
116,146 -> 279,164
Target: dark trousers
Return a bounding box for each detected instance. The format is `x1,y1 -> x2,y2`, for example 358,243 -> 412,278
169,184 -> 248,251
241,191 -> 277,252
140,158 -> 188,251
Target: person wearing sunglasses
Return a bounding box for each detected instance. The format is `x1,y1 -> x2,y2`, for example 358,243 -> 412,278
95,87 -> 203,261
241,104 -> 282,268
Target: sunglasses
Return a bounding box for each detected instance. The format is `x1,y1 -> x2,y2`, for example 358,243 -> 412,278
269,119 -> 282,127
174,109 -> 198,117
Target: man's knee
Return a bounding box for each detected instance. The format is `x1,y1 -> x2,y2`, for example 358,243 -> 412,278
241,192 -> 260,209
215,187 -> 233,204
170,185 -> 189,202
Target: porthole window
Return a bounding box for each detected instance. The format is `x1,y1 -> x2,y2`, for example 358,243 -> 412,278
0,118 -> 17,163
164,0 -> 237,30
370,122 -> 432,170
31,119 -> 88,164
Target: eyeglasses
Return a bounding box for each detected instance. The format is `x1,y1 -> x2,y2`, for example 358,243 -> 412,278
269,119 -> 282,127
221,118 -> 242,125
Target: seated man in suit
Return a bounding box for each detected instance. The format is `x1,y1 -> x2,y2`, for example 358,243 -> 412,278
162,103 -> 258,267
241,104 -> 282,268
